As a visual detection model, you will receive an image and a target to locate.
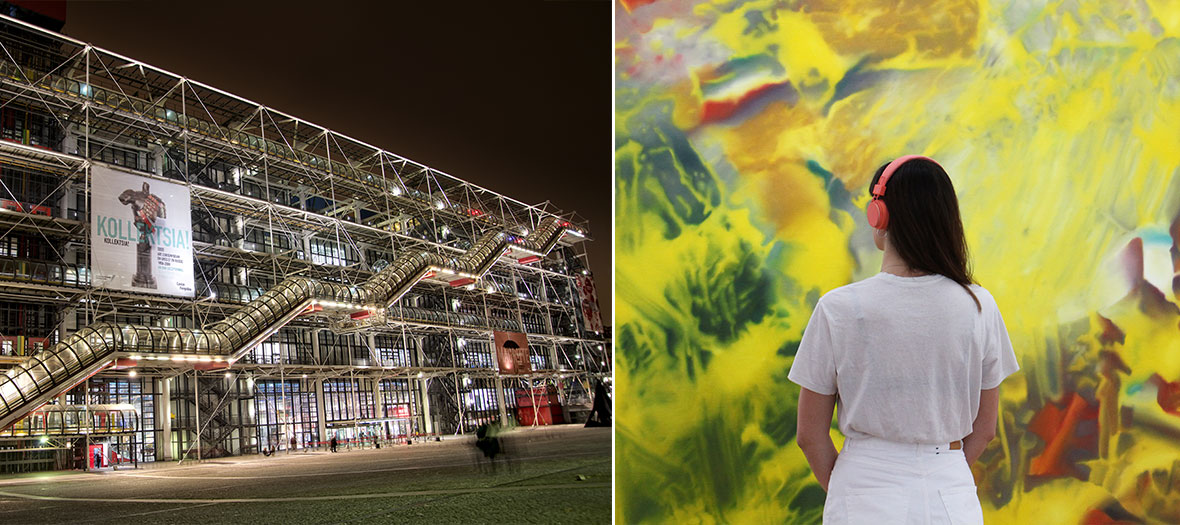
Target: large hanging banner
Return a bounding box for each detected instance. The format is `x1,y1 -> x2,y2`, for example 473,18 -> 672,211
576,275 -> 604,333
494,331 -> 532,375
90,164 -> 194,297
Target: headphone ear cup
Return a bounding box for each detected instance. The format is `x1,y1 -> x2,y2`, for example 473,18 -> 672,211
867,200 -> 889,229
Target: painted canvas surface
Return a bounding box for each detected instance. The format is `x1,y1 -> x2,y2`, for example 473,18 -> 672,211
615,1 -> 1180,522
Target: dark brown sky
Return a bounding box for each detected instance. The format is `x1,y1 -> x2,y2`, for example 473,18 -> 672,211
62,0 -> 612,325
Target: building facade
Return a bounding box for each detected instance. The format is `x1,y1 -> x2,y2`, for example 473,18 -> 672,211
0,15 -> 610,471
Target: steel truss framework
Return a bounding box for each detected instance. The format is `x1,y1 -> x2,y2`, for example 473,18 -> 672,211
0,15 -> 610,465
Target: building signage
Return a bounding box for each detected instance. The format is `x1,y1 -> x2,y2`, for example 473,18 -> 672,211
392,405 -> 411,419
576,275 -> 604,333
494,331 -> 532,375
90,164 -> 194,297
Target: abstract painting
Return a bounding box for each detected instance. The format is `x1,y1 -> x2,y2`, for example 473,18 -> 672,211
615,1 -> 1180,522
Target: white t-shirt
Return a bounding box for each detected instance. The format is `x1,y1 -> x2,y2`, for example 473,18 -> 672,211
788,272 -> 1019,444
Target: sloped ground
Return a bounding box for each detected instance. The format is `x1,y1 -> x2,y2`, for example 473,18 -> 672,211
0,425 -> 611,524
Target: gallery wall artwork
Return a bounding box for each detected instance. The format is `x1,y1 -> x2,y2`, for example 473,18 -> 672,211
615,1 -> 1180,522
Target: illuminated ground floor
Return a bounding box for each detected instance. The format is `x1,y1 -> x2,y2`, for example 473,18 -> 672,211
0,367 -> 604,473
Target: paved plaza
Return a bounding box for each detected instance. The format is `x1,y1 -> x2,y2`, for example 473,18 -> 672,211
0,425 -> 611,524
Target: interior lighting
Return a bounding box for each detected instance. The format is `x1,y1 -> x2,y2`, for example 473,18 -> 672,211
435,201 -> 444,210
417,372 -> 424,378
486,284 -> 496,294
391,186 -> 402,196
128,370 -> 137,377
225,372 -> 232,379
302,374 -> 308,379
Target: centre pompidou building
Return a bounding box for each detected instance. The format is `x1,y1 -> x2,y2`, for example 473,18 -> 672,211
0,13 -> 609,471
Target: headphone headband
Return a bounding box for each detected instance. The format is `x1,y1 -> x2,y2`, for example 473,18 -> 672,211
866,154 -> 940,230
871,155 -> 938,197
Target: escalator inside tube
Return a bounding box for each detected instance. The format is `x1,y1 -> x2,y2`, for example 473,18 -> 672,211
0,218 -> 575,430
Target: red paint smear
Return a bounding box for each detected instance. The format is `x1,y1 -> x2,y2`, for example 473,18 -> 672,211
620,0 -> 658,13
1121,237 -> 1144,287
700,82 -> 783,124
1081,509 -> 1119,524
1148,373 -> 1180,416
1097,315 -> 1125,345
1028,392 -> 1099,478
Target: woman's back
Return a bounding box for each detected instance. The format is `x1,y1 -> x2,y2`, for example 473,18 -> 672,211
791,273 -> 1014,444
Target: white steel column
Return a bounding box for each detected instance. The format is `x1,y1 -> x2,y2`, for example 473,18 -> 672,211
314,378 -> 327,448
372,377 -> 384,420
495,376 -> 509,426
312,329 -> 322,364
414,336 -> 432,435
159,377 -> 172,461
193,371 -> 201,462
419,377 -> 432,435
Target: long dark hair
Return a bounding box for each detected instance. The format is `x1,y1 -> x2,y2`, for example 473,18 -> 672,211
870,158 -> 981,312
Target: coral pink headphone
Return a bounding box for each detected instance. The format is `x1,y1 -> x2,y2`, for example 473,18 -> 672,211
866,155 -> 939,230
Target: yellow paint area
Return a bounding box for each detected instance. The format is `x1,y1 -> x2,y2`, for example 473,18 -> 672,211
616,0 -> 1180,522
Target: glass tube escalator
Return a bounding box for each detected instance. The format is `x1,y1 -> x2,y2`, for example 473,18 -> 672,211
0,218 -> 574,432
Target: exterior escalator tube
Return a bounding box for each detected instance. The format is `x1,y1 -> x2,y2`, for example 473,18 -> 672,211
0,218 -> 577,431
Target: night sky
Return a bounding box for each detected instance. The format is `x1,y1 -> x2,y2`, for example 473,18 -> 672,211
61,1 -> 613,324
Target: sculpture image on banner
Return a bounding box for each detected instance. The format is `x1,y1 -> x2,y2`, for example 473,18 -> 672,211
616,1 -> 1180,523
90,164 -> 194,297
495,331 -> 532,375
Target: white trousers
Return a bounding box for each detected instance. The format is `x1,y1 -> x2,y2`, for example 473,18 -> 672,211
822,436 -> 984,525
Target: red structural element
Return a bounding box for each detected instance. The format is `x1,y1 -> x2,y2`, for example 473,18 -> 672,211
422,271 -> 436,280
298,303 -> 323,317
518,256 -> 541,264
448,278 -> 475,287
349,310 -> 371,320
112,358 -> 137,369
0,199 -> 50,216
192,361 -> 229,371
515,386 -> 565,426
1028,392 -> 1099,478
